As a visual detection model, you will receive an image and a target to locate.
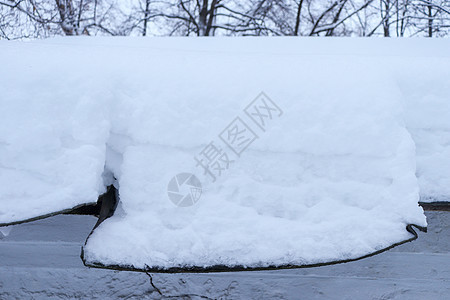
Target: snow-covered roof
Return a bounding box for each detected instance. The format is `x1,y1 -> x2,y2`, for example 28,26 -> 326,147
0,38 -> 449,271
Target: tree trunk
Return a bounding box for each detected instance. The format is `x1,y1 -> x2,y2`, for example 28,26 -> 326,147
428,5 -> 433,37
205,0 -> 217,36
294,0 -> 304,36
55,0 -> 77,36
198,0 -> 208,35
382,0 -> 390,37
143,0 -> 150,36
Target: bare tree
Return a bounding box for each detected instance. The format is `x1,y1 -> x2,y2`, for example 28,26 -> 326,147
0,0 -> 123,39
147,0 -> 281,36
307,0 -> 374,36
146,0 -> 219,36
408,0 -> 450,36
1,0 -> 449,38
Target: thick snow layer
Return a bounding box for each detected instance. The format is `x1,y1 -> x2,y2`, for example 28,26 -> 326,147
400,71 -> 450,202
0,51 -> 110,225
1,38 -> 448,270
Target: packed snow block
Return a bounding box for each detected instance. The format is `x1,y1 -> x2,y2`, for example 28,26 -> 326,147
0,44 -> 110,225
400,69 -> 450,203
75,38 -> 431,272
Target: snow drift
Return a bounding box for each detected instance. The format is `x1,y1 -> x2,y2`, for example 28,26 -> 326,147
0,38 -> 448,271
